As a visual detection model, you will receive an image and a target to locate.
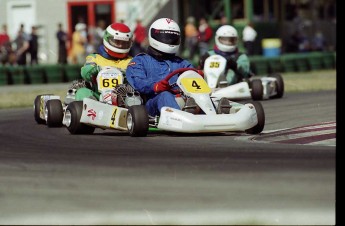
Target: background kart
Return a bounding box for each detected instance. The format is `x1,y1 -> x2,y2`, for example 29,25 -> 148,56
203,54 -> 284,101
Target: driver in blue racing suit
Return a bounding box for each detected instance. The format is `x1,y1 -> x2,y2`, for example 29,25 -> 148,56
126,18 -> 196,117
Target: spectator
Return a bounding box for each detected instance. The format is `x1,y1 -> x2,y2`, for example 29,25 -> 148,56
198,18 -> 213,57
14,24 -> 29,65
130,18 -> 147,56
184,16 -> 198,61
56,23 -> 68,64
28,26 -> 39,65
312,31 -> 326,51
216,15 -> 228,30
90,20 -> 106,53
69,23 -> 87,64
0,24 -> 12,65
242,22 -> 257,55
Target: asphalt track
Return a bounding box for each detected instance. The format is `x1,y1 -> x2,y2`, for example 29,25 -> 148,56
0,90 -> 336,225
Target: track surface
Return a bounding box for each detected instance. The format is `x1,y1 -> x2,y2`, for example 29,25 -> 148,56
0,91 -> 336,224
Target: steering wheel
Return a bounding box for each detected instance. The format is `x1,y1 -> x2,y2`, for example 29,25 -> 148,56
161,68 -> 204,93
163,68 -> 204,82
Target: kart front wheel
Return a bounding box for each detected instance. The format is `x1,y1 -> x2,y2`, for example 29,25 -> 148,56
45,99 -> 63,127
270,73 -> 284,98
245,101 -> 265,134
65,101 -> 95,134
34,95 -> 48,124
127,105 -> 149,137
250,79 -> 263,101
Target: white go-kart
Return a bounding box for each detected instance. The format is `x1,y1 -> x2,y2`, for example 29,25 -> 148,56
63,66 -> 148,136
203,54 -> 284,100
33,66 -> 148,136
148,68 -> 265,135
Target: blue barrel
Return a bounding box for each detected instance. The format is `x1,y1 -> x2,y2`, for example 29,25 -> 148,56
262,39 -> 281,57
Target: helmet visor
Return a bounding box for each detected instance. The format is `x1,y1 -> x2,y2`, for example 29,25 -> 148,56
219,36 -> 237,46
151,29 -> 180,45
108,37 -> 132,50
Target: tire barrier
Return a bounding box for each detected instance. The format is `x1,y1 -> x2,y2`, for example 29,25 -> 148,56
0,64 -> 83,85
0,51 -> 336,86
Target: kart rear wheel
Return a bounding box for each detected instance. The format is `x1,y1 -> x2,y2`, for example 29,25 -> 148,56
34,94 -> 53,124
45,99 -> 63,127
270,73 -> 284,98
127,105 -> 149,137
245,101 -> 265,134
250,79 -> 263,101
65,101 -> 95,134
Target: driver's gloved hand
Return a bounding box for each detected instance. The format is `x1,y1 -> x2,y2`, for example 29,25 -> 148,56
153,80 -> 170,93
227,58 -> 238,71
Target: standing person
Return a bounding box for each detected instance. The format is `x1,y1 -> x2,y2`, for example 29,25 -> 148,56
69,23 -> 87,64
0,24 -> 12,65
28,26 -> 39,65
75,22 -> 133,101
14,24 -> 29,65
56,23 -> 68,64
130,18 -> 147,56
242,22 -> 257,55
126,18 -> 201,117
90,20 -> 106,53
184,16 -> 198,62
198,17 -> 213,57
199,25 -> 251,85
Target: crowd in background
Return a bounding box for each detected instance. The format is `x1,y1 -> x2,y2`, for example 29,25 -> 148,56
0,15 -> 330,67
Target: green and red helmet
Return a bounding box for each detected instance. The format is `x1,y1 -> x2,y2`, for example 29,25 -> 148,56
103,23 -> 133,58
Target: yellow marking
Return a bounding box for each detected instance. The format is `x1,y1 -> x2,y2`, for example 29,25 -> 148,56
181,78 -> 211,93
110,107 -> 118,128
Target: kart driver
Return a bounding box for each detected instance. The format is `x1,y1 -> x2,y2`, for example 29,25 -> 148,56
126,18 -> 198,117
199,25 -> 251,85
75,22 -> 133,101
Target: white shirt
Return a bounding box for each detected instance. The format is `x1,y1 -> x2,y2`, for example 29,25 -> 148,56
242,25 -> 257,42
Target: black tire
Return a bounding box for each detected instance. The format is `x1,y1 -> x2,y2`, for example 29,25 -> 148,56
65,101 -> 95,134
127,105 -> 149,137
46,99 -> 63,127
250,79 -> 263,101
245,101 -> 265,134
34,94 -> 53,124
270,73 -> 284,98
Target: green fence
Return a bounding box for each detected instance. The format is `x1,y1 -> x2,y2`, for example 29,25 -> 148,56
249,51 -> 336,75
0,52 -> 336,86
0,64 -> 83,86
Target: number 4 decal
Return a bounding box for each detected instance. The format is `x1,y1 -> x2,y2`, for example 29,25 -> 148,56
192,80 -> 201,89
110,108 -> 117,127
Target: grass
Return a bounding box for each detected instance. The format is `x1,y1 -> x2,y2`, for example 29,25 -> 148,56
0,69 -> 336,109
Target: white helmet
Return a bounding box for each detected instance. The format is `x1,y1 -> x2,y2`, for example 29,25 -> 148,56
215,25 -> 238,53
148,18 -> 181,54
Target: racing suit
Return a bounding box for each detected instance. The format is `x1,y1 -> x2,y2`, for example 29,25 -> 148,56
126,47 -> 194,116
199,46 -> 251,85
75,45 -> 132,101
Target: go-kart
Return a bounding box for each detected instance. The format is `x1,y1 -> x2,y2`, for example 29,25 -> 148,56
63,66 -> 149,136
203,54 -> 284,100
147,68 -> 265,134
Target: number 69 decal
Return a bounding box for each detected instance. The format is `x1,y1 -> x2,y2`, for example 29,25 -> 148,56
180,78 -> 211,93
99,78 -> 121,89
